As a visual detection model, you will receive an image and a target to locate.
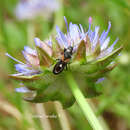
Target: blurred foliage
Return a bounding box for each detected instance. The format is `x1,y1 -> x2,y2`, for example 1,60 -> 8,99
0,0 -> 130,130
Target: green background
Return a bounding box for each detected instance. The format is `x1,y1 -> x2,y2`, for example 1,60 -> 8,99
0,0 -> 129,130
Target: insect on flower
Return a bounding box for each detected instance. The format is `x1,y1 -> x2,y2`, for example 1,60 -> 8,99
53,46 -> 73,74
5,16 -> 123,108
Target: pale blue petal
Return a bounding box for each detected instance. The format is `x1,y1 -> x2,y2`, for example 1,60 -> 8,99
15,87 -> 32,93
56,25 -> 68,48
79,24 -> 85,35
47,40 -> 52,46
96,77 -> 105,84
100,22 -> 111,45
88,22 -> 92,35
101,37 -> 110,51
106,38 -> 119,54
15,64 -> 30,73
99,30 -> 105,42
64,16 -> 69,32
69,24 -> 80,43
5,53 -> 25,65
34,37 -> 41,47
24,46 -> 36,55
90,31 -> 95,43
92,26 -> 99,50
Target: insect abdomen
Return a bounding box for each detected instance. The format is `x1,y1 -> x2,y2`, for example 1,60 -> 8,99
53,61 -> 66,75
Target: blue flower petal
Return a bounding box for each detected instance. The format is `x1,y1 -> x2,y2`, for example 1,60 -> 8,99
92,26 -> 100,49
106,38 -> 119,54
101,37 -> 110,51
5,53 -> 25,65
15,64 -> 30,73
96,77 -> 105,84
100,21 -> 111,45
56,25 -> 68,48
34,37 -> 41,47
64,16 -> 69,32
24,46 -> 36,55
79,24 -> 85,36
15,87 -> 32,93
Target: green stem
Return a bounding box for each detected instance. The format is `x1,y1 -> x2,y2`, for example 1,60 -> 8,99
65,72 -> 103,130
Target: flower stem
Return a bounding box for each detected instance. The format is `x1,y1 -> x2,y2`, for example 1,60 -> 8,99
65,72 -> 103,130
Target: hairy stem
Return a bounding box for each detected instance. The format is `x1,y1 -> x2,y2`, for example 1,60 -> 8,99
65,72 -> 103,130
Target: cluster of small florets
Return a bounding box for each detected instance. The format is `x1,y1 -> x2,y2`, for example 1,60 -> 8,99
6,16 -> 122,107
6,16 -> 120,77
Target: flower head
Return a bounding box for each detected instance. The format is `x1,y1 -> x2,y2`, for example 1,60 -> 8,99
15,0 -> 60,20
7,17 -> 123,108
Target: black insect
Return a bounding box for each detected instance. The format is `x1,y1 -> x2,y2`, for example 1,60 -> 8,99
53,46 -> 73,75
